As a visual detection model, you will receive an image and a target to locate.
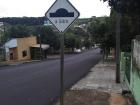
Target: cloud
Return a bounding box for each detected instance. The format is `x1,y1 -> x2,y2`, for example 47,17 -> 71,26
50,8 -> 74,17
0,0 -> 110,18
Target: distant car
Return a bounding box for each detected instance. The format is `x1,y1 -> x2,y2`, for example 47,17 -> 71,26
94,44 -> 100,49
74,48 -> 82,54
82,47 -> 86,50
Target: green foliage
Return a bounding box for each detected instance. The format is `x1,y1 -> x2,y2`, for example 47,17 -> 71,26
110,9 -> 139,51
35,26 -> 60,50
73,27 -> 87,37
7,25 -> 31,38
0,17 -> 44,25
102,0 -> 140,35
64,33 -> 81,51
101,0 -> 140,52
83,39 -> 91,49
75,38 -> 81,49
88,17 -> 115,49
102,0 -> 140,16
88,1 -> 140,52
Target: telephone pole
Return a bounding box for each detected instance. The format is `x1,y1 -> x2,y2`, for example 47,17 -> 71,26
116,11 -> 121,83
38,34 -> 43,60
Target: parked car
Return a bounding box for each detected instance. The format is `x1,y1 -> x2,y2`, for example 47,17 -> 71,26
74,48 -> 82,54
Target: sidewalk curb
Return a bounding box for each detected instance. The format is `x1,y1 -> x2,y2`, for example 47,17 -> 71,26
0,64 -> 9,67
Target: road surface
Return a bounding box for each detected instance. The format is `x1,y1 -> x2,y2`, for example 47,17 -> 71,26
0,49 -> 102,105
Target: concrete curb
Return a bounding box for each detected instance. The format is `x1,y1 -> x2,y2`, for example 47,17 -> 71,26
0,64 -> 9,67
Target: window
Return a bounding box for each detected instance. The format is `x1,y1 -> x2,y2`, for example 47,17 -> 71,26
22,50 -> 27,57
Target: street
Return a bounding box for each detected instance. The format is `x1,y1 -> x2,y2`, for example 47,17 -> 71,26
0,49 -> 102,105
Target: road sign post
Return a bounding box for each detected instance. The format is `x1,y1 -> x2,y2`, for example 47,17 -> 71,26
60,33 -> 64,105
45,0 -> 80,105
45,0 -> 80,32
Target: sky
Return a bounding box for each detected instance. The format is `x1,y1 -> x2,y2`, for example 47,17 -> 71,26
0,0 -> 110,18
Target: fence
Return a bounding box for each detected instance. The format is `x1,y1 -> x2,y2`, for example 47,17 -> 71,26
120,52 -> 131,84
120,38 -> 140,105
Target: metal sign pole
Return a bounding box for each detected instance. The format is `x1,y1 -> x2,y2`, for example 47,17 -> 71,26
60,32 -> 64,105
45,0 -> 79,104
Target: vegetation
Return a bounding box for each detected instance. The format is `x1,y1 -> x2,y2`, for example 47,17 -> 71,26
0,17 -> 45,25
1,23 -> 89,53
101,0 -> 140,52
87,0 -> 140,52
102,0 -> 140,15
88,16 -> 114,53
64,32 -> 81,52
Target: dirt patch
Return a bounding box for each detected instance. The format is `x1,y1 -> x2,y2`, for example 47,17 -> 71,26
54,90 -> 110,105
109,93 -> 126,105
109,93 -> 135,105
54,90 -> 135,105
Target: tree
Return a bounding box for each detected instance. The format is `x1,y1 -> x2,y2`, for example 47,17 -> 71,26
83,38 -> 91,49
102,0 -> 140,15
0,17 -> 44,25
102,0 -> 140,51
73,27 -> 87,37
88,17 -> 115,49
35,26 -> 60,51
64,33 -> 81,52
4,25 -> 34,39
102,0 -> 140,36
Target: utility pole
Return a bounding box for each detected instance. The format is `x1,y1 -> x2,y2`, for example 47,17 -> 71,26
116,12 -> 121,83
2,21 -> 6,61
38,34 -> 43,60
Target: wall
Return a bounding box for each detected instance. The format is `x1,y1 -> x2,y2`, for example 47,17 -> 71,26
121,39 -> 140,105
4,39 -> 17,52
120,52 -> 131,83
130,66 -> 140,105
4,39 -> 18,61
9,48 -> 18,60
131,39 -> 140,105
17,36 -> 37,61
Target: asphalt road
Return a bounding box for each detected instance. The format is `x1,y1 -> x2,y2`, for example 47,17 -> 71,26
0,49 -> 102,105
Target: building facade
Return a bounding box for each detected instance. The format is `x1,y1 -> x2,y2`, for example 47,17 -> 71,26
4,36 -> 37,61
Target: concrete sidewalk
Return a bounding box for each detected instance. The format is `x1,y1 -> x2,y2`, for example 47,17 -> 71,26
71,60 -> 122,93
54,58 -> 134,105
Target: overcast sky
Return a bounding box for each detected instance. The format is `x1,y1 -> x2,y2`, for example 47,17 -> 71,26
0,0 -> 110,18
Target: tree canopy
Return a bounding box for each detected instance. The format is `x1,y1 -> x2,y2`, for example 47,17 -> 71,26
64,32 -> 81,52
0,17 -> 45,25
102,0 -> 140,15
92,0 -> 140,52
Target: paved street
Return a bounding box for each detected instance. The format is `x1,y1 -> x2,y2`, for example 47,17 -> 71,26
0,49 -> 101,105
